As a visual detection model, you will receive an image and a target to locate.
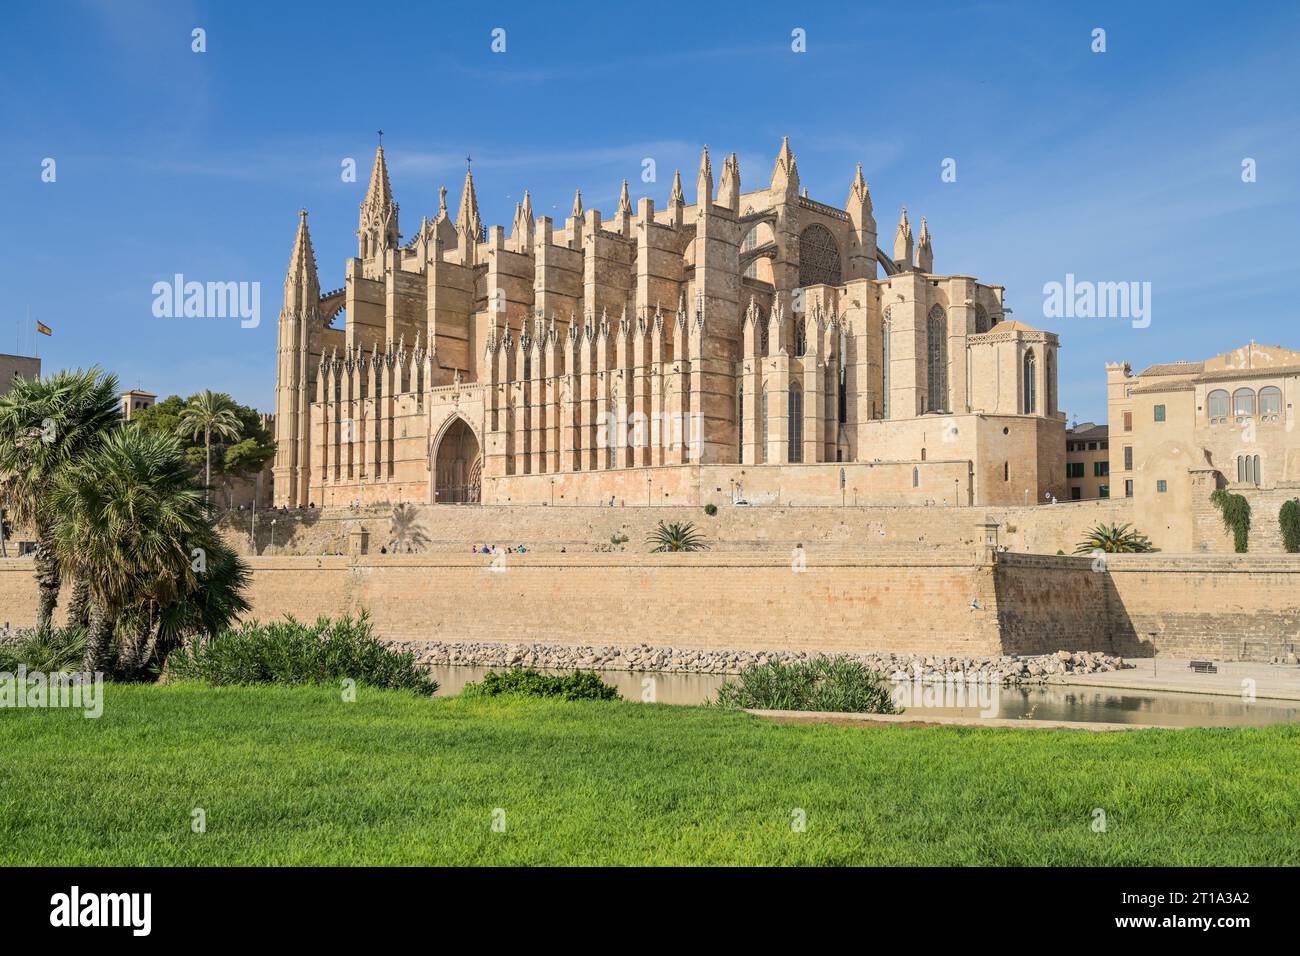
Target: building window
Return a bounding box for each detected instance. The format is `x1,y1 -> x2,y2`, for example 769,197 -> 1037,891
1207,388 -> 1229,420
1094,461 -> 1109,477
1003,461 -> 1009,482
788,384 -> 803,463
1237,454 -> 1262,485
926,305 -> 948,412
1045,351 -> 1055,416
1123,411 -> 1132,432
1125,479 -> 1133,497
1067,462 -> 1084,479
881,309 -> 891,419
1259,386 -> 1282,420
742,226 -> 758,279
1123,445 -> 1133,470
974,303 -> 990,335
1153,404 -> 1165,422
1156,479 -> 1167,493
794,318 -> 807,357
759,315 -> 770,356
737,385 -> 744,461
1232,388 -> 1255,418
799,224 -> 842,287
1022,350 -> 1037,414
912,466 -> 919,488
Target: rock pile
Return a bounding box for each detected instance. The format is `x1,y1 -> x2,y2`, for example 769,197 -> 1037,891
394,641 -> 1130,684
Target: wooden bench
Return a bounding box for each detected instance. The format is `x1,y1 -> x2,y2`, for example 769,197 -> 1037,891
1189,660 -> 1218,674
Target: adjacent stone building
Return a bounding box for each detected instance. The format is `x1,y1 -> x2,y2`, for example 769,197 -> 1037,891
1065,422 -> 1110,500
1107,342 -> 1300,551
274,138 -> 1066,509
0,353 -> 40,396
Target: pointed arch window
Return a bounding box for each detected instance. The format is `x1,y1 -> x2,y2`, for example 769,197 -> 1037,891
838,328 -> 849,425
882,308 -> 891,419
1045,350 -> 1055,416
759,316 -> 770,357
1023,349 -> 1037,414
926,305 -> 948,412
974,303 -> 991,335
788,384 -> 803,463
794,318 -> 807,357
737,382 -> 744,461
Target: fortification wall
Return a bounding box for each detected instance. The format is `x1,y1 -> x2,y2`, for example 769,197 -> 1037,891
5,547 -> 1297,662
993,552 -> 1300,661
217,498 -> 1134,558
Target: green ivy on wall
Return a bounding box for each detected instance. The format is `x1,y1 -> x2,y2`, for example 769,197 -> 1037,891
1210,489 -> 1251,553
1280,499 -> 1300,553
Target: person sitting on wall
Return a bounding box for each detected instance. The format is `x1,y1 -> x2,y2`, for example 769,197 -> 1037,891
517,545 -> 528,554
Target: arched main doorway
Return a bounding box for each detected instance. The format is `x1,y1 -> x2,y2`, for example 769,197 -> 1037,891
433,418 -> 481,504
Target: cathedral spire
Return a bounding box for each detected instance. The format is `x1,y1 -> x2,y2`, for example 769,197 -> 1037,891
771,136 -> 799,195
696,145 -> 714,207
670,169 -> 684,206
357,141 -> 399,257
719,152 -> 740,212
849,162 -> 872,210
284,209 -> 320,315
916,217 -> 933,273
571,188 -> 583,219
521,189 -> 534,223
618,179 -> 632,216
456,167 -> 482,239
893,206 -> 914,269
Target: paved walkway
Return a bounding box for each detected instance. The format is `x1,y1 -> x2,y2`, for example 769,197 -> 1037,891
1057,658 -> 1300,701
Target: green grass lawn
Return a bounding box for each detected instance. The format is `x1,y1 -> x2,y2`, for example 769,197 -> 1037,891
1,683 -> 1296,865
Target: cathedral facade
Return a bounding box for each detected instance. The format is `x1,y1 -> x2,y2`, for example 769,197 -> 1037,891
273,138 -> 1065,509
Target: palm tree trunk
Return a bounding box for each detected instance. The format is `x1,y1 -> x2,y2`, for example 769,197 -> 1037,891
82,601 -> 115,674
204,424 -> 211,504
64,576 -> 90,629
33,516 -> 60,630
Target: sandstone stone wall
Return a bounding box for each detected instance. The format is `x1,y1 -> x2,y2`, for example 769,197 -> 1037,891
994,552 -> 1300,661
219,498 -> 1133,558
5,545 -> 1296,662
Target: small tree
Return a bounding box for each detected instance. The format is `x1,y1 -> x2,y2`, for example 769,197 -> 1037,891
1210,489 -> 1251,553
647,521 -> 709,553
1280,499 -> 1300,554
1073,522 -> 1155,554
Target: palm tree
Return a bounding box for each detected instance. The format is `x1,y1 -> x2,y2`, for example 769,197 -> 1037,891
118,531 -> 250,676
50,426 -> 212,673
647,520 -> 710,553
1074,522 -> 1155,554
176,390 -> 242,503
0,367 -> 121,628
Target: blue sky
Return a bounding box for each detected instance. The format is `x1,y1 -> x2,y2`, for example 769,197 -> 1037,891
2,0 -> 1297,424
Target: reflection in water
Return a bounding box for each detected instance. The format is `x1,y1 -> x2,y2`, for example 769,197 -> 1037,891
428,666 -> 1299,728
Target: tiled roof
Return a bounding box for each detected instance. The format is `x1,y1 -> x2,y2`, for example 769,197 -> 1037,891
1136,361 -> 1204,376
